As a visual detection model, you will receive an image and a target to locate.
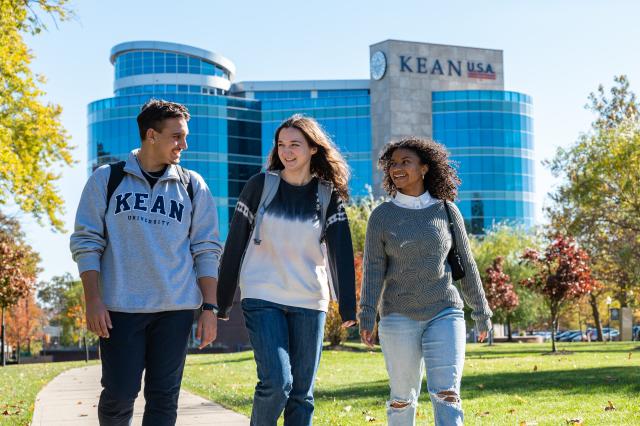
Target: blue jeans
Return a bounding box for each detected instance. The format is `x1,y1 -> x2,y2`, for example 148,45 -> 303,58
242,298 -> 326,426
378,308 -> 466,426
98,310 -> 194,426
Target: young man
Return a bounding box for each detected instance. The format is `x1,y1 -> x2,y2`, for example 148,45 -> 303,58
70,99 -> 222,426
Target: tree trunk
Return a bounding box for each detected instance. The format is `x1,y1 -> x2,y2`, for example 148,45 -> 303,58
84,335 -> 89,363
506,315 -> 513,342
589,293 -> 604,342
16,338 -> 20,364
550,305 -> 558,353
1,307 -> 5,367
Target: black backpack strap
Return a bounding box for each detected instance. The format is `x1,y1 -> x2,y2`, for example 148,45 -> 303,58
176,165 -> 194,203
105,161 -> 126,212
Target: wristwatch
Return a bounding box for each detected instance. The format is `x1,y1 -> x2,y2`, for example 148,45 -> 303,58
201,303 -> 220,315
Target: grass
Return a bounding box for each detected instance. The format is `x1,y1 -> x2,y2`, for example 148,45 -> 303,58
182,341 -> 640,426
0,360 -> 89,426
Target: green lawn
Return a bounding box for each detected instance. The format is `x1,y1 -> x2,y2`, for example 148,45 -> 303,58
183,342 -> 640,425
0,360 -> 89,426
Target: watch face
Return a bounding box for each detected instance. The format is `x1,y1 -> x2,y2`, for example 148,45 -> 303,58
370,51 -> 387,81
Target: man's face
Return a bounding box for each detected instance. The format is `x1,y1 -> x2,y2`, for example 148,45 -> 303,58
150,117 -> 189,165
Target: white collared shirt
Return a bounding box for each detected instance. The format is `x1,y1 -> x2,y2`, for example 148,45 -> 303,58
392,190 -> 438,210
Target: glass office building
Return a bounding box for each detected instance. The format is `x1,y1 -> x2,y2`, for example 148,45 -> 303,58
88,40 -> 536,236
432,90 -> 535,232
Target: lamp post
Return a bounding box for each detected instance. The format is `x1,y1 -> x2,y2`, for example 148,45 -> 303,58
605,296 -> 612,342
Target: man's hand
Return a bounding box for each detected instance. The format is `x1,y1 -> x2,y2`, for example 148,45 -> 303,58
360,329 -> 375,348
196,310 -> 217,349
341,320 -> 356,328
86,297 -> 112,338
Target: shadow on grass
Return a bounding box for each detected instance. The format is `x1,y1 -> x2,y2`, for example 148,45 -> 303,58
187,354 -> 255,366
314,366 -> 640,401
467,346 -> 638,358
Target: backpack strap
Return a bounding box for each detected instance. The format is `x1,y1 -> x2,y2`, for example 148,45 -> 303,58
318,179 -> 334,243
253,171 -> 281,245
105,161 -> 126,212
176,165 -> 194,203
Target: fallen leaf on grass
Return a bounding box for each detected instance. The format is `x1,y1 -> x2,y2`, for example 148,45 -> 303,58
628,352 -> 632,360
519,421 -> 538,426
477,383 -> 485,390
344,405 -> 352,412
605,400 -> 616,411
365,415 -> 376,422
514,395 -> 527,404
533,365 -> 538,372
508,408 -> 516,414
566,418 -> 583,425
2,410 -> 10,416
476,411 -> 490,417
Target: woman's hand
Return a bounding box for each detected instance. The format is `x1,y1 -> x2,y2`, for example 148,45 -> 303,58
360,329 -> 375,348
341,320 -> 356,328
478,330 -> 488,343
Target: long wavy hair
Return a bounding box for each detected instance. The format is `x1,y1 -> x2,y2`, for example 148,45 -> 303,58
267,114 -> 350,201
378,137 -> 461,201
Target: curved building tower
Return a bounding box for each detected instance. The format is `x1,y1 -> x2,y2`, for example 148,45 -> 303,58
88,41 -> 262,238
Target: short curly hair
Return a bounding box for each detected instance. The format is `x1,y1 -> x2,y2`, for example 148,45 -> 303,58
378,137 -> 461,201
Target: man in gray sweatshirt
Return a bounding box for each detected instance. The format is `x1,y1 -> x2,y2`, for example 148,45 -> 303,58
70,99 -> 223,426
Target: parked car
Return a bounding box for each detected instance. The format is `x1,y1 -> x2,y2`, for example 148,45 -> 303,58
555,330 -> 582,342
586,327 -> 620,341
633,325 -> 640,341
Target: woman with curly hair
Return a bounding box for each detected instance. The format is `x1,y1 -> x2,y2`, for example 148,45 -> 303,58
359,137 -> 492,426
217,114 -> 356,426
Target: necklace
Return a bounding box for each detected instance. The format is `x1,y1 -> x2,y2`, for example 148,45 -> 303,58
135,155 -> 164,179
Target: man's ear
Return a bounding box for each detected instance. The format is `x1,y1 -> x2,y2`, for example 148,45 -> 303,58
145,128 -> 155,143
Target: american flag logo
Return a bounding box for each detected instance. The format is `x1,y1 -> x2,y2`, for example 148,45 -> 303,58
468,71 -> 496,80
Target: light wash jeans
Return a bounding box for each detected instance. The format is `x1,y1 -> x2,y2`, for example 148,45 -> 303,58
378,307 -> 466,426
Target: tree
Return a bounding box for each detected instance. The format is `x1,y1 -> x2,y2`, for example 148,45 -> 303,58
484,257 -> 519,342
547,75 -> 640,336
0,213 -> 39,365
470,224 -> 546,331
521,235 -> 596,352
0,0 -> 74,230
37,272 -> 75,321
5,292 -> 43,363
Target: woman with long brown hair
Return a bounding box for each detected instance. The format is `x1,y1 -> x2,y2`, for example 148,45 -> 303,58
217,114 -> 356,426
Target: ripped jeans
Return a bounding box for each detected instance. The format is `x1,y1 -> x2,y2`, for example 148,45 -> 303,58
378,308 -> 466,426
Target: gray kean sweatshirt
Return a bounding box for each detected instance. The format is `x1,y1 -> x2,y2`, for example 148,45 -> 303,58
70,150 -> 223,313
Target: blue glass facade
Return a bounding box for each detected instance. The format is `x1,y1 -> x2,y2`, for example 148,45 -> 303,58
114,50 -> 229,79
432,90 -> 535,232
256,92 -> 372,198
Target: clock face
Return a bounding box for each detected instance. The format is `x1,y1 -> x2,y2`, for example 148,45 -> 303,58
370,51 -> 387,81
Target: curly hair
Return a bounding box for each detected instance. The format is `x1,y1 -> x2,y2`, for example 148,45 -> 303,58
267,114 -> 351,201
378,137 -> 460,201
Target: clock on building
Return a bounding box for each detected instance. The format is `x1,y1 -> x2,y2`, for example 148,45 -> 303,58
370,51 -> 387,81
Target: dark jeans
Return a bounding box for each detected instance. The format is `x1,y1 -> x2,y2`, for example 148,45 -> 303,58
242,298 -> 326,426
98,310 -> 193,426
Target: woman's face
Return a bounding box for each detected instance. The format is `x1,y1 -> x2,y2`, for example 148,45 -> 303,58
388,148 -> 428,195
277,127 -> 317,174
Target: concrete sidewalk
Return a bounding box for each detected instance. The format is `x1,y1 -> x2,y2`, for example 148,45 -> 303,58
31,364 -> 249,425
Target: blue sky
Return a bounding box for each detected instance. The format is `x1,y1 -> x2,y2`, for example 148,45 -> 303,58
17,0 -> 640,282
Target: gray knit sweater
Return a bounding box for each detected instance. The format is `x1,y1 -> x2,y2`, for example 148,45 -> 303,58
358,200 -> 492,333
